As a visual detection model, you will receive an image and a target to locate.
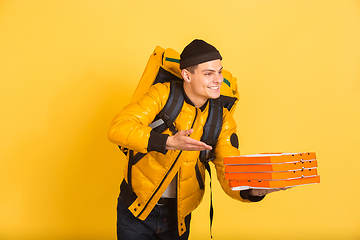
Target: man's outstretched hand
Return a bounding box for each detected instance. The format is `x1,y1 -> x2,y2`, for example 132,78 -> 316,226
166,129 -> 212,151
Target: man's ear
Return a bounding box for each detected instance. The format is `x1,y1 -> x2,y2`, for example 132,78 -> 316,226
181,69 -> 191,83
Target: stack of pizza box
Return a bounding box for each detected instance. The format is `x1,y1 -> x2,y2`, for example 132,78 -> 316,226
224,152 -> 320,190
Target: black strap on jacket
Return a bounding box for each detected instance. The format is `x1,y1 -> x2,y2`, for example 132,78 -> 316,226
199,98 -> 223,164
198,98 -> 223,238
204,161 -> 214,238
149,80 -> 184,135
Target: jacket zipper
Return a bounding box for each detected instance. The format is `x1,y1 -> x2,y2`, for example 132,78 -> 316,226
192,108 -> 205,189
190,108 -> 198,129
138,107 -> 198,217
138,150 -> 182,216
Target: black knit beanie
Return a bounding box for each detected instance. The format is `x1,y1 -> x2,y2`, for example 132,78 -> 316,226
179,39 -> 222,70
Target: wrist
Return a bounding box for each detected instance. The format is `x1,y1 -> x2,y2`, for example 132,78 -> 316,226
165,136 -> 174,150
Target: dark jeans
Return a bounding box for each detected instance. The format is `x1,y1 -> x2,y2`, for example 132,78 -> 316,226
117,195 -> 191,240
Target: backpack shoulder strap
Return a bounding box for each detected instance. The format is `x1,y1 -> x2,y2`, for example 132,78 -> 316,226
199,98 -> 223,163
149,80 -> 184,135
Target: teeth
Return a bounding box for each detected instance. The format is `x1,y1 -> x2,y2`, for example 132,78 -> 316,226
209,87 -> 218,89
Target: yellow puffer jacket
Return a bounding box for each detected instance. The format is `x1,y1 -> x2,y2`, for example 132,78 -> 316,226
108,81 -> 251,236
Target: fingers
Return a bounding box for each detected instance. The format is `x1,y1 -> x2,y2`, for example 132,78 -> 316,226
185,137 -> 212,151
250,188 -> 288,197
171,129 -> 212,151
181,129 -> 193,136
250,189 -> 268,197
267,188 -> 287,193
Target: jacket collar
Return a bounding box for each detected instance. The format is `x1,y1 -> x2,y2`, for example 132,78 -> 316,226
182,86 -> 209,112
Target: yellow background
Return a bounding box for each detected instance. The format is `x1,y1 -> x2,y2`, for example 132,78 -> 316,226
1,0 -> 359,239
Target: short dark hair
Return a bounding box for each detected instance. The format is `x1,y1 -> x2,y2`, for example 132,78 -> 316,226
186,65 -> 198,74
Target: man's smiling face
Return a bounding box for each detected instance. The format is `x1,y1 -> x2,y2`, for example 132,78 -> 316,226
183,59 -> 223,108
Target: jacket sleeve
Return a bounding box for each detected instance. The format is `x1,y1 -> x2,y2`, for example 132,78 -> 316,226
108,83 -> 170,154
212,110 -> 265,203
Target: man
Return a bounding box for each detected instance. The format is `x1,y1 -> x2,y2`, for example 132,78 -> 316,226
108,39 -> 280,240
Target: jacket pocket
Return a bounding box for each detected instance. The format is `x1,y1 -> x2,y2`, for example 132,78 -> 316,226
195,163 -> 205,190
